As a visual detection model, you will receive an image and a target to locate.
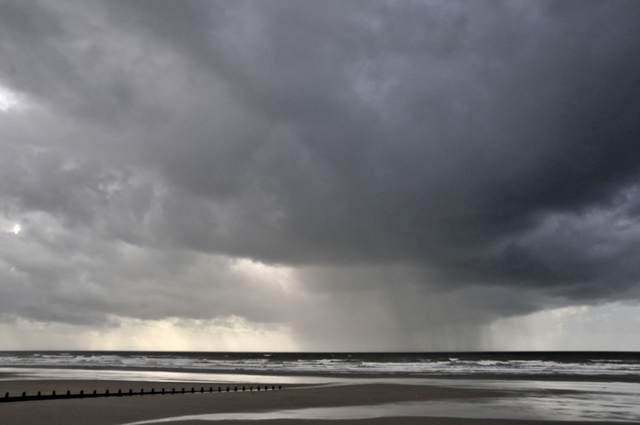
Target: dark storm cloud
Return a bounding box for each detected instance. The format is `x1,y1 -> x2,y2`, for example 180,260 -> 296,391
1,0 -> 640,345
120,1 -> 640,284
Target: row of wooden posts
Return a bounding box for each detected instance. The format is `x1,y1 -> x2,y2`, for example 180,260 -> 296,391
0,385 -> 282,403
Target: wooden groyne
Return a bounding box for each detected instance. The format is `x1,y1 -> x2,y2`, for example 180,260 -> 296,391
0,385 -> 282,403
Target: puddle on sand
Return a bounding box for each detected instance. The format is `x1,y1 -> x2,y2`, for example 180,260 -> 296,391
121,391 -> 640,424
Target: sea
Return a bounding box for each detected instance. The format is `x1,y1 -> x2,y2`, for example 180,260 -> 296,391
2,351 -> 640,422
0,350 -> 639,377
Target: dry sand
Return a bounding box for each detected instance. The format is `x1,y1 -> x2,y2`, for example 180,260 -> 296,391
0,374 -> 634,425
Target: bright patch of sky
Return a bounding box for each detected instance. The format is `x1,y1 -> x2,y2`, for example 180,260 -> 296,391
488,302 -> 640,351
0,85 -> 22,112
0,316 -> 297,351
0,217 -> 22,235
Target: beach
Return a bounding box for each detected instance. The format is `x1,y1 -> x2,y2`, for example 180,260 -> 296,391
1,367 -> 639,425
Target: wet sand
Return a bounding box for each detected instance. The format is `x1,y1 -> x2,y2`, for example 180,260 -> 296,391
0,372 -> 635,425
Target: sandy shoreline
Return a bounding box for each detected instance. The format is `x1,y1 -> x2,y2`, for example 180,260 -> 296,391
0,380 -> 501,425
0,368 -> 638,424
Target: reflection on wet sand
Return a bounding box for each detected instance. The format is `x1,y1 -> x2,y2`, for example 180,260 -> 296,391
122,389 -> 640,424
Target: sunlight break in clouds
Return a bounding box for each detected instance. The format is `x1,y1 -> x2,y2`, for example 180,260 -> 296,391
0,316 -> 297,351
0,217 -> 22,235
0,85 -> 22,112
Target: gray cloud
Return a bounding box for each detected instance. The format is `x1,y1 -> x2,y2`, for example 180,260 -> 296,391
1,0 -> 640,349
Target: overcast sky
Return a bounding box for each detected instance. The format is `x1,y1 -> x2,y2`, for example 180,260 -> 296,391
1,0 -> 640,351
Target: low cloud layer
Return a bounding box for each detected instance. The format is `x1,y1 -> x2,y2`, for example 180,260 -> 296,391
1,0 -> 640,350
